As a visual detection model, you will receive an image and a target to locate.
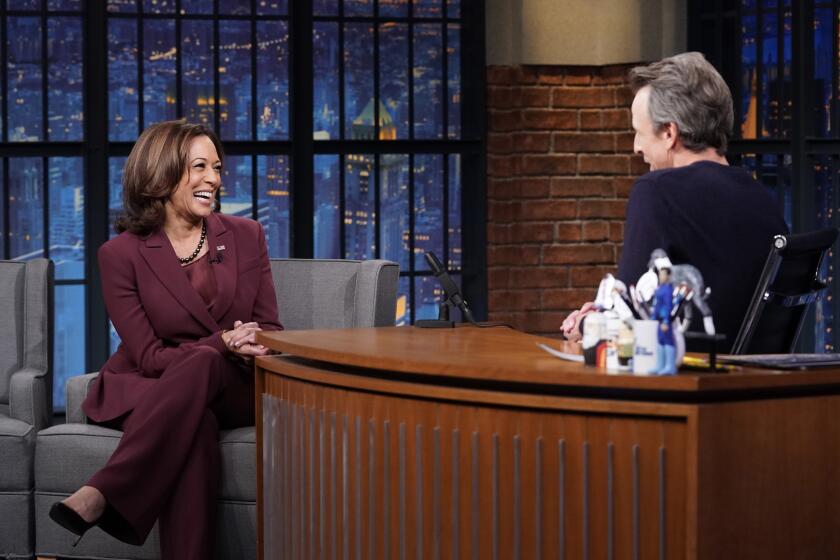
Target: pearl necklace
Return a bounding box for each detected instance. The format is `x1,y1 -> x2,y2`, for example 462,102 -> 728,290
178,220 -> 207,265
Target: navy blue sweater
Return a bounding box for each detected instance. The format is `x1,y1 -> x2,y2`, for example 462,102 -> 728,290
617,161 -> 789,350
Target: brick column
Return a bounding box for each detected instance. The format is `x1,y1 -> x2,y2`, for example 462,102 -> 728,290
486,64 -> 647,336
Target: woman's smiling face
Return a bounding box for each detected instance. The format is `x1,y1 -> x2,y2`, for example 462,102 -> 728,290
165,135 -> 222,224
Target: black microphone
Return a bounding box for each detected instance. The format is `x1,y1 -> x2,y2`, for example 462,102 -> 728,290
210,253 -> 223,264
424,251 -> 476,324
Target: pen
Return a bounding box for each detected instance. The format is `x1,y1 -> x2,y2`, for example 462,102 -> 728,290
681,356 -> 737,371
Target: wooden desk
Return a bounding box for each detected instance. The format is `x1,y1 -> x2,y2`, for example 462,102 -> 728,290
256,326 -> 840,560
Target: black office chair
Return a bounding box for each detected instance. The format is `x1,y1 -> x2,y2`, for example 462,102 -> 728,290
730,228 -> 839,355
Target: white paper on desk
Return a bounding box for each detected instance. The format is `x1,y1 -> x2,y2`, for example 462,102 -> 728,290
537,343 -> 584,363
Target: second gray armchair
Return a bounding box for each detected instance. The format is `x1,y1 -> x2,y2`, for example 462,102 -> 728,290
0,259 -> 53,560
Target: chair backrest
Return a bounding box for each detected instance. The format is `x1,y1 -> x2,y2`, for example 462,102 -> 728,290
269,258 -> 399,330
731,228 -> 839,355
0,259 -> 53,412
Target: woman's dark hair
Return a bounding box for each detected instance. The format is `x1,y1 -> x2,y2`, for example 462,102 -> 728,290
115,120 -> 224,236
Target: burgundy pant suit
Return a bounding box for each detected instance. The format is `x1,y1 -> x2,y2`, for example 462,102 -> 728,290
82,213 -> 282,559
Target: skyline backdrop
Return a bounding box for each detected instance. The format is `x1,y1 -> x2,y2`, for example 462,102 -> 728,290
0,0 -> 465,409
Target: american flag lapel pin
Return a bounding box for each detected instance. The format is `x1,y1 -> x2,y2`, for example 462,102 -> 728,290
217,245 -> 226,251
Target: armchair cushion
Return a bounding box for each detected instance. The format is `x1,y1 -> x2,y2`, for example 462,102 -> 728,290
0,415 -> 35,491
35,424 -> 255,559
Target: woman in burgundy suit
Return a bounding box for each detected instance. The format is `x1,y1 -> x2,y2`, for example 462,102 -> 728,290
48,120 -> 283,558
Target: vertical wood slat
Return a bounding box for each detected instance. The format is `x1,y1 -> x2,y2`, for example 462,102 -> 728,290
559,439 -> 566,560
607,442 -> 615,560
310,409 -> 316,560
342,416 -> 349,560
320,411 -> 326,560
534,437 -> 542,560
260,377 -> 687,560
399,423 -> 406,560
369,420 -> 376,560
331,412 -> 337,560
383,420 -> 391,560
416,424 -> 424,560
632,444 -> 640,560
355,416 -> 362,560
471,431 -> 479,560
292,403 -> 299,560
451,429 -> 460,560
659,446 -> 666,560
491,433 -> 500,560
513,434 -> 521,560
582,440 -> 590,560
433,427 -> 442,560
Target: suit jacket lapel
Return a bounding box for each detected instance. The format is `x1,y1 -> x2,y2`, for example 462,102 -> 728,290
207,213 -> 237,320
138,228 -> 220,334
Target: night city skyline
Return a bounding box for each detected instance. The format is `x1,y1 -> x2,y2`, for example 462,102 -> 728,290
0,0 -> 464,408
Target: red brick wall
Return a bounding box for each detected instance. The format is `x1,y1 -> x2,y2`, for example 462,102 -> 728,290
486,64 -> 647,336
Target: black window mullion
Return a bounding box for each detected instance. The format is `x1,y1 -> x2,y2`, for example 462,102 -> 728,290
756,5 -> 763,139
373,0 -> 379,140
792,0 -> 818,349
85,0 -> 110,374
175,0 -> 182,119
776,0 -> 784,138
252,154 -> 258,222
459,0 -> 486,319
41,3 -> 47,141
42,155 -> 48,259
408,152 -> 414,322
250,0 -> 258,222
408,8 -> 414,140
250,0 -> 257,142
833,0 -> 838,136
3,158 -> 8,260
213,0 -> 220,134
289,0 -> 313,258
338,7 -> 345,140
2,8 -> 7,144
441,19 -> 448,140
443,151 -> 449,271
831,155 -> 840,352
374,152 -> 380,259
137,5 -> 144,130
731,0 -> 742,137
339,152 -> 346,257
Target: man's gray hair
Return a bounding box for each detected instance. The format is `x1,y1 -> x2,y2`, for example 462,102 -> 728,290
629,52 -> 733,155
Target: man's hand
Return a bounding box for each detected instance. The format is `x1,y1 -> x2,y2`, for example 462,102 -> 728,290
561,301 -> 597,343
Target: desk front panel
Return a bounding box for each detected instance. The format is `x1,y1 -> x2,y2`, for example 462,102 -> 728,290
260,369 -> 688,560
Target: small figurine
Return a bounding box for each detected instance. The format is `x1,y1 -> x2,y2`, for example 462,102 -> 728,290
651,258 -> 677,375
646,249 -> 716,336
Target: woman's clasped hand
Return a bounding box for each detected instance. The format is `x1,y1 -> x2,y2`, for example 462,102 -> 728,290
222,320 -> 270,358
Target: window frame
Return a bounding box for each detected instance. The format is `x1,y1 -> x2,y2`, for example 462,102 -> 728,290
81,0 -> 486,375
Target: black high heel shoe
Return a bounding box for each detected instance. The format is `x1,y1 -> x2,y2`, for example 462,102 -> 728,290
48,501 -> 94,547
50,499 -> 143,547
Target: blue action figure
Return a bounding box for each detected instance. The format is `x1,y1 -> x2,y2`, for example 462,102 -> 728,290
651,261 -> 677,375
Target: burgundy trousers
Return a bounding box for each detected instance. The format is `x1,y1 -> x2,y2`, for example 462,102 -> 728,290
88,346 -> 254,560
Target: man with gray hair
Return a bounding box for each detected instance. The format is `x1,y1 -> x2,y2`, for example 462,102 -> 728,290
562,52 -> 787,351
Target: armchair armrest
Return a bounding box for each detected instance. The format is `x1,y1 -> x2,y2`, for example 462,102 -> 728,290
65,372 -> 99,424
355,260 -> 399,327
9,367 -> 50,430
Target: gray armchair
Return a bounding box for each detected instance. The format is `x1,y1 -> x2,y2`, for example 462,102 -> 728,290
0,259 -> 53,560
34,258 -> 398,560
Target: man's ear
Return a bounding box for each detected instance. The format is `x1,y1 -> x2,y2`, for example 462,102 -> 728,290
662,122 -> 679,150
